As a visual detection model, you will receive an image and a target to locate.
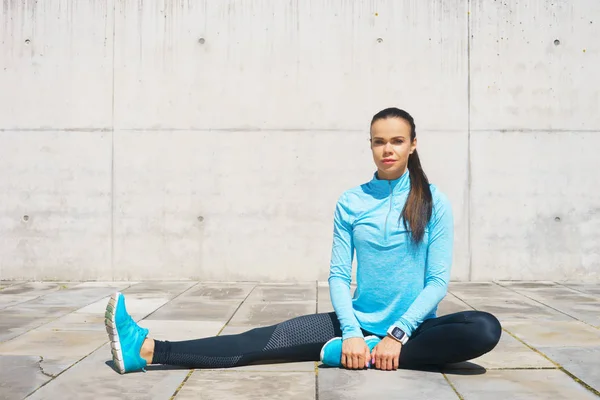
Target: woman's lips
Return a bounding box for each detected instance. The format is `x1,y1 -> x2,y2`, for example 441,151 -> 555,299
382,159 -> 396,164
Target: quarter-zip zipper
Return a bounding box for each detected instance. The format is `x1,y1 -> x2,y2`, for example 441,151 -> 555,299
384,181 -> 393,241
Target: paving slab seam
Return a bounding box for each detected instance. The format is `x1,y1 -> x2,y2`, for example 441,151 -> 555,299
21,282 -> 193,398
0,282 -> 125,313
501,328 -> 600,397
451,289 -> 600,397
315,280 -> 323,399
24,334 -> 119,398
0,283 -> 71,311
555,282 -> 600,300
184,370 -> 317,377
215,283 -> 258,336
314,361 -> 319,400
122,282 -> 206,399
138,281 -> 202,321
169,369 -> 195,400
169,283 -> 258,399
481,367 -> 557,370
445,366 -> 559,372
0,281 -> 25,290
0,282 -> 138,345
446,291 -> 474,309
492,281 -> 599,331
202,369 -> 316,373
442,372 -> 465,400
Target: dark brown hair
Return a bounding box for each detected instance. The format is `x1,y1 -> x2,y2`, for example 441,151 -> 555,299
370,108 -> 433,243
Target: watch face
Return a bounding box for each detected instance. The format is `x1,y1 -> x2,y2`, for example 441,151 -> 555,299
392,327 -> 405,340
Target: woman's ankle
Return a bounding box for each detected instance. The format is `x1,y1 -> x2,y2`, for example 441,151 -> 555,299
140,338 -> 155,364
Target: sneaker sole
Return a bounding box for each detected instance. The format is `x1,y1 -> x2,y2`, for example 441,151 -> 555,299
105,292 -> 126,374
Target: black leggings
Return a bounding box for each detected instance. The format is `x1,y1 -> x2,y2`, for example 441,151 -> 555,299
151,311 -> 501,368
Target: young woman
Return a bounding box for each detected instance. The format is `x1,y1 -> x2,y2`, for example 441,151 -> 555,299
105,107 -> 501,374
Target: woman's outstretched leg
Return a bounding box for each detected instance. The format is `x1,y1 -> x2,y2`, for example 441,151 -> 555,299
105,292 -> 341,373
150,312 -> 341,368
398,310 -> 502,368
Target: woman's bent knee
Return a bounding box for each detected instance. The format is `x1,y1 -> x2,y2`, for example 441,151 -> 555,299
472,311 -> 502,353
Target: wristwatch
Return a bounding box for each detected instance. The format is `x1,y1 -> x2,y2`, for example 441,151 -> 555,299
387,326 -> 409,345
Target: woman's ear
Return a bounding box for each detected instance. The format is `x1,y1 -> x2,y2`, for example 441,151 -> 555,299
410,137 -> 418,154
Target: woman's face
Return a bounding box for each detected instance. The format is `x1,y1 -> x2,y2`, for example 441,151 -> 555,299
370,117 -> 417,180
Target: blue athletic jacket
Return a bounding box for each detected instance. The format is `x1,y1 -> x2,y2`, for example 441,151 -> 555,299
328,169 -> 454,340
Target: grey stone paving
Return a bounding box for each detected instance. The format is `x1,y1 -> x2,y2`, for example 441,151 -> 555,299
0,281 -> 599,399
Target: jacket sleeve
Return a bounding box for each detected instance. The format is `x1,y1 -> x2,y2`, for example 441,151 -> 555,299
392,192 -> 454,337
328,194 -> 364,340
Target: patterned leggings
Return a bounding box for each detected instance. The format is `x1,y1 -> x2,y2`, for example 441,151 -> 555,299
151,310 -> 501,368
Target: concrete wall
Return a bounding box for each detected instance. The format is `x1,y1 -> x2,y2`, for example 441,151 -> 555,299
1,0 -> 598,281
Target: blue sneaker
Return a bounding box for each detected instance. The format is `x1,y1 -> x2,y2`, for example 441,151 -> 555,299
105,292 -> 149,374
320,335 -> 381,368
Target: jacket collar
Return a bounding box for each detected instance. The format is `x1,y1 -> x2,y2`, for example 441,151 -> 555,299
367,168 -> 411,195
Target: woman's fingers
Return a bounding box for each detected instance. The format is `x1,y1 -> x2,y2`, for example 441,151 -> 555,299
342,338 -> 372,370
371,346 -> 378,369
348,352 -> 357,369
387,354 -> 396,371
374,353 -> 398,371
357,353 -> 365,369
370,338 -> 402,371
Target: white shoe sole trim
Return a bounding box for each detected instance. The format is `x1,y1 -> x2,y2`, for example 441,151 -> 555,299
105,292 -> 126,374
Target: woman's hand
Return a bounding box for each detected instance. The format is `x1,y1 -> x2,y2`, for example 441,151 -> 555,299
371,336 -> 402,370
341,337 -> 371,369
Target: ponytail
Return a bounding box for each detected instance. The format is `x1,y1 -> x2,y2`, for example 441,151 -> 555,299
370,107 -> 433,243
402,149 -> 433,243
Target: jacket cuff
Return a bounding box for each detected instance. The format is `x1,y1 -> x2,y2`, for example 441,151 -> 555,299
341,328 -> 365,341
391,318 -> 414,338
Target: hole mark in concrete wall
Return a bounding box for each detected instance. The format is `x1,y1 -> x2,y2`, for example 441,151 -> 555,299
555,217 -> 561,222
22,215 -> 29,222
197,216 -> 204,222
553,39 -> 560,46
377,38 -> 383,43
198,38 -> 206,44
25,39 -> 31,45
